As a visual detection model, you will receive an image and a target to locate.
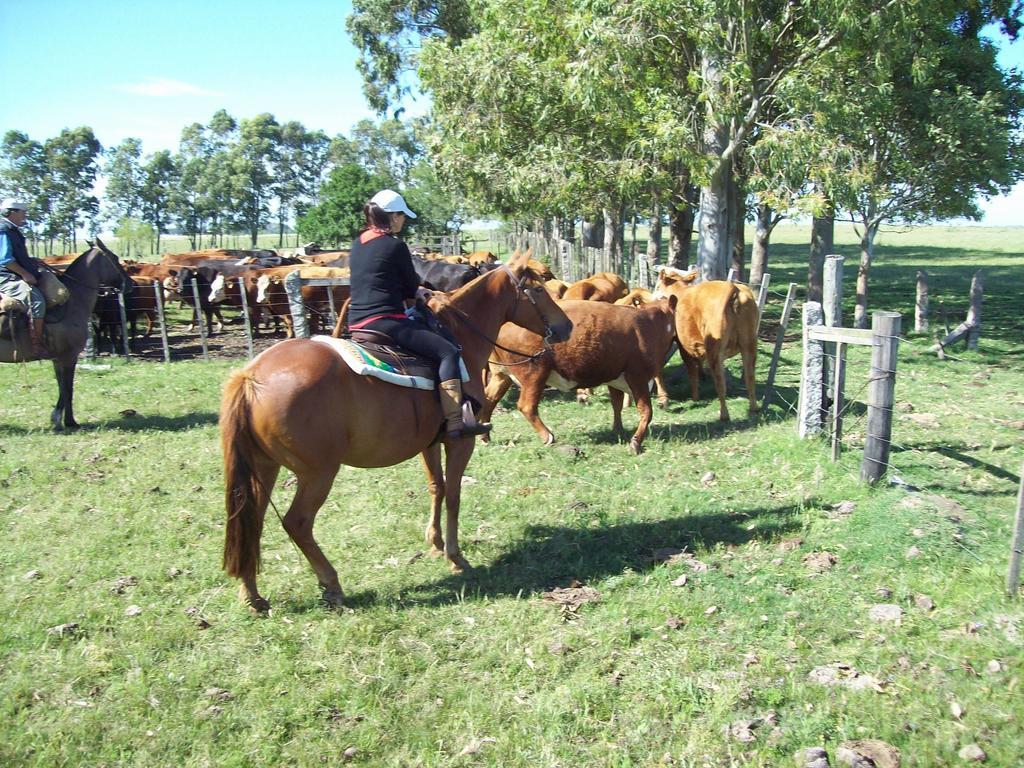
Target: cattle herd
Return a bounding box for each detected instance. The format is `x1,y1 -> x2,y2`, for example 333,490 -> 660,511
43,245 -> 759,450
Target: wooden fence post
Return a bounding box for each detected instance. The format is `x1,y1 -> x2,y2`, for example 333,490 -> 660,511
1008,463 -> 1024,596
190,278 -> 209,361
830,342 -> 848,462
822,254 -> 844,420
116,291 -> 131,361
915,270 -> 929,333
798,301 -> 825,437
860,311 -> 901,484
237,277 -> 254,359
152,280 -> 170,363
756,273 -> 771,323
284,269 -> 309,339
966,269 -> 983,350
762,282 -> 798,410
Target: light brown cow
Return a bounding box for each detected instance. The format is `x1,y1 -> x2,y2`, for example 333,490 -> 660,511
655,268 -> 758,421
563,272 -> 629,302
480,298 -> 678,454
544,278 -> 570,299
615,287 -> 655,307
466,251 -> 498,267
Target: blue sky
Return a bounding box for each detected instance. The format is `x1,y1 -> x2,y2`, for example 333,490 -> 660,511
1,0 -> 1021,225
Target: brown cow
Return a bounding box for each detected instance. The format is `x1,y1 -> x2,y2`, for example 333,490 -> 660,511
254,266 -> 350,338
563,272 -> 628,302
655,268 -> 758,421
480,298 -> 677,454
615,287 -> 655,307
544,278 -> 570,299
466,251 -> 498,267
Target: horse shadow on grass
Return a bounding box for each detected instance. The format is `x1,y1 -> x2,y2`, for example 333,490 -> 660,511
338,500 -> 810,611
93,411 -> 220,432
0,411 -> 219,436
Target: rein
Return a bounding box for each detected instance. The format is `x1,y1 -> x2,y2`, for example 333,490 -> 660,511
432,266 -> 554,364
56,246 -> 129,293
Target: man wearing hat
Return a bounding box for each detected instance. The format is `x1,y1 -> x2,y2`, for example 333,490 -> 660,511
0,197 -> 51,358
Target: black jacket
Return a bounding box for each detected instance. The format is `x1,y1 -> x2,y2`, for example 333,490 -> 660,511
0,218 -> 40,279
348,233 -> 420,325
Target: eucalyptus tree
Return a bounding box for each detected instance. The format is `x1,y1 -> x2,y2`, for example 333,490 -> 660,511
273,121 -> 330,246
43,127 -> 103,252
803,5 -> 1024,326
347,0 -> 479,113
417,0 -> 692,268
229,113 -> 280,247
105,138 -> 146,256
174,122 -> 216,248
0,131 -> 48,252
139,150 -> 179,254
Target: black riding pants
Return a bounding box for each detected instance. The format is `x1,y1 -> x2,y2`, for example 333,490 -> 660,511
364,316 -> 461,382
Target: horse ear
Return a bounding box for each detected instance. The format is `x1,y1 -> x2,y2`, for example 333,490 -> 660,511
508,248 -> 528,274
86,239 -> 95,248
94,236 -> 107,251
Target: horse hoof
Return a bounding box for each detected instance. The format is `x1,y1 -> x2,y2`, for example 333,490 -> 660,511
427,547 -> 445,559
321,588 -> 345,610
628,438 -> 643,455
448,555 -> 471,573
246,597 -> 271,615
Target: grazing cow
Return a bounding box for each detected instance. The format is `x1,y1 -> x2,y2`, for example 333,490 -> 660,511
480,298 -> 678,454
411,255 -> 481,292
563,272 -> 629,302
655,268 -> 758,421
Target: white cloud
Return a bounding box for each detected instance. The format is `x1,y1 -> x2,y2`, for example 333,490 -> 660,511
117,78 -> 218,98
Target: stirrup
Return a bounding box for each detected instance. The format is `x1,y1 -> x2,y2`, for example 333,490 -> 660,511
446,421 -> 492,439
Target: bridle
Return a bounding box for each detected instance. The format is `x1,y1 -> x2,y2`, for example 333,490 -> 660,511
431,265 -> 559,363
56,244 -> 131,294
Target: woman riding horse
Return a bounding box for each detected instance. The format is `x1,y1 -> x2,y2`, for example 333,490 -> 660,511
220,248 -> 573,613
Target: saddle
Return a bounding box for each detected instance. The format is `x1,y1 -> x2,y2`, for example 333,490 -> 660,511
310,329 -> 469,391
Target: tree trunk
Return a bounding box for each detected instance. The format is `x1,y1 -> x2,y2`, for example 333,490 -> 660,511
603,207 -> 618,273
646,198 -> 662,283
581,219 -> 604,248
750,203 -> 773,287
730,177 -> 746,281
807,207 -> 834,303
696,51 -> 732,281
697,161 -> 732,281
854,222 -> 879,329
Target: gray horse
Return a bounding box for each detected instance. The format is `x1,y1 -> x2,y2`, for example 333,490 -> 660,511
1,238 -> 132,430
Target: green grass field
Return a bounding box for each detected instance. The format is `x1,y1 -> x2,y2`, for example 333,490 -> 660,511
2,225 -> 1022,766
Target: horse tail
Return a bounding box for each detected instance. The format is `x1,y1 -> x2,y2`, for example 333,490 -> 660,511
221,368 -> 267,579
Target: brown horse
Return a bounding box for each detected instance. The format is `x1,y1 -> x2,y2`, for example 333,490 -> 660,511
220,249 -> 573,613
0,239 -> 132,430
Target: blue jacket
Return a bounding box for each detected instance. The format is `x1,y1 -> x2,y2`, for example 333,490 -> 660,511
0,218 -> 40,279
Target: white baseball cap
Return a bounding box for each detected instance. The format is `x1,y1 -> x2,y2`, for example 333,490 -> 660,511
1,198 -> 29,212
370,189 -> 417,218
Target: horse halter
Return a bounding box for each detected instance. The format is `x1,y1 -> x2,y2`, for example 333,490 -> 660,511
59,243 -> 131,294
499,264 -> 558,346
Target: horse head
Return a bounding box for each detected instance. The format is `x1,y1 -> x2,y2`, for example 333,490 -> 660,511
90,238 -> 134,295
504,249 -> 573,345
